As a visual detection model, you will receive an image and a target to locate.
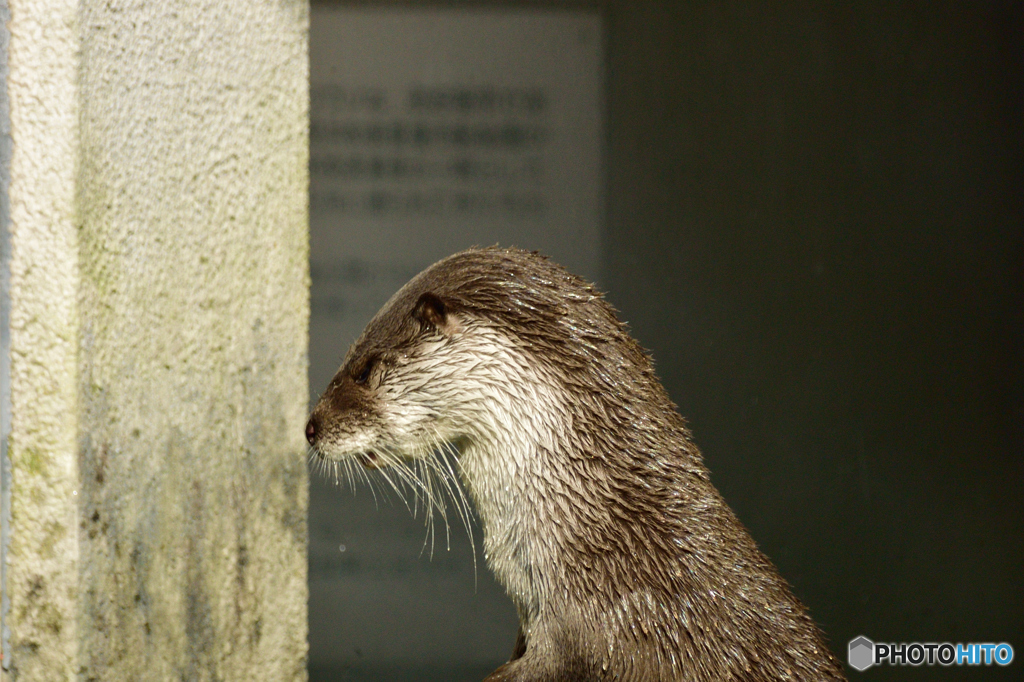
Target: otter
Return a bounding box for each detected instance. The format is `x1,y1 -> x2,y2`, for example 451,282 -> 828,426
306,247 -> 845,681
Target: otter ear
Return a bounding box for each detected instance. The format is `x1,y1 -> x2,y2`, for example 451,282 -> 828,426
413,292 -> 460,335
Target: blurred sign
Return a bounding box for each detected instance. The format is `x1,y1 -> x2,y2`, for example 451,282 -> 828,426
307,8 -> 603,672
309,8 -> 604,387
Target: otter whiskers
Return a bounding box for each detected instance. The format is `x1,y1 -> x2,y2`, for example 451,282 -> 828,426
308,432 -> 478,573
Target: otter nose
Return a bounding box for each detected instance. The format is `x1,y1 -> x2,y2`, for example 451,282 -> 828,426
305,416 -> 318,444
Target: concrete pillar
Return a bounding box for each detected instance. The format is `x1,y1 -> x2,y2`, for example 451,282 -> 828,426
1,0 -> 309,679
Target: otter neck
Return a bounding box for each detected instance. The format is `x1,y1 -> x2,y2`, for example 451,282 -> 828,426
439,341 -> 577,626
458,428 -> 573,626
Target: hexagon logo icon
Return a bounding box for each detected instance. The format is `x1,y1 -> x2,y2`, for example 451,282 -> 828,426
848,636 -> 875,671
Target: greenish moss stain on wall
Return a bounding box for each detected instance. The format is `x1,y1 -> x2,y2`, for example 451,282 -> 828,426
7,0 -> 309,679
6,0 -> 84,677
14,447 -> 47,479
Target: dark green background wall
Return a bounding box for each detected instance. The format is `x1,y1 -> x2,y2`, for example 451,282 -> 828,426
311,2 -> 1022,679
600,2 -> 1022,678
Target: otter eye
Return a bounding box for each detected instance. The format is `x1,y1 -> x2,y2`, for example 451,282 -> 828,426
353,356 -> 376,385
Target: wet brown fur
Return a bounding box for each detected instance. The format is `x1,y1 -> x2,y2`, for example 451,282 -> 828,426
307,247 -> 846,681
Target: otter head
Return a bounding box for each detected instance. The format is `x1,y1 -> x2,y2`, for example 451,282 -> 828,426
304,287 -> 465,467
305,245 -> 645,463
305,246 -> 671,491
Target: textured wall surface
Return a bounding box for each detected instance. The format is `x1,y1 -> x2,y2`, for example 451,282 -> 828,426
5,0 -> 82,677
4,0 -> 310,679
